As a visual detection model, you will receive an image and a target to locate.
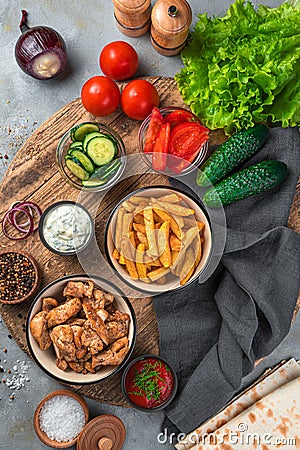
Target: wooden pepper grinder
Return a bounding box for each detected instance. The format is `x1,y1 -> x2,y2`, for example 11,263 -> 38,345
112,0 -> 151,37
150,0 -> 192,56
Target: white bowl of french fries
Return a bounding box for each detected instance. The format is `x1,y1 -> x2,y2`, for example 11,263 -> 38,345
105,187 -> 212,293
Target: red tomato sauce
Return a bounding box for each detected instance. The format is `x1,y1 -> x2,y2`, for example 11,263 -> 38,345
125,357 -> 174,409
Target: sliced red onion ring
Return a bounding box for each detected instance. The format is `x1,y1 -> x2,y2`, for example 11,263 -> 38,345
6,201 -> 42,233
2,207 -> 34,240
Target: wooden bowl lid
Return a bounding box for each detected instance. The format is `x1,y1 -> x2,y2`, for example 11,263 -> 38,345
77,415 -> 126,450
151,0 -> 192,35
34,389 -> 89,448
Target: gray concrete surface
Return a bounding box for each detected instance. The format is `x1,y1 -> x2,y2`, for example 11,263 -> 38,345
1,0 -> 299,449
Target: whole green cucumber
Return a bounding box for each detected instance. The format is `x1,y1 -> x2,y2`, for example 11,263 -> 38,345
197,124 -> 269,187
203,160 -> 288,207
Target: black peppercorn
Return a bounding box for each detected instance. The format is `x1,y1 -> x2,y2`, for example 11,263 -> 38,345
0,253 -> 36,301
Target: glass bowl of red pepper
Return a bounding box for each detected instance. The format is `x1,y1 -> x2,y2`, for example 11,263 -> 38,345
138,107 -> 210,176
121,354 -> 178,411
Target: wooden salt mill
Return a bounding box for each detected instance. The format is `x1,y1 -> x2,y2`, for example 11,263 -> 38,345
112,0 -> 151,37
150,0 -> 192,56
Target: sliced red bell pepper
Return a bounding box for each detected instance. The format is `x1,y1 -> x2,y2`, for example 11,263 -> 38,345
165,109 -> 196,128
143,107 -> 165,153
152,122 -> 170,171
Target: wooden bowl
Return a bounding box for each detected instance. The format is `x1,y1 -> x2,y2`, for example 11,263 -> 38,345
0,250 -> 41,305
34,389 -> 89,448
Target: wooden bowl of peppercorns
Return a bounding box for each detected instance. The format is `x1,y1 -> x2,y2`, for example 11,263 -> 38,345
0,250 -> 41,305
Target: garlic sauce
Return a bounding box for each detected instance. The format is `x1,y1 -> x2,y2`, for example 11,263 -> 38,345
42,204 -> 92,253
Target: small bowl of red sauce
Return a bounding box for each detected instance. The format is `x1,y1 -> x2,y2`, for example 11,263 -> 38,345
121,354 -> 178,411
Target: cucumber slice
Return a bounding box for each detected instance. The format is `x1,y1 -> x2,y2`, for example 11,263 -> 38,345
83,132 -> 106,152
86,136 -> 116,166
82,178 -> 108,187
69,141 -> 83,149
81,160 -> 122,188
65,158 -> 89,181
71,123 -> 99,141
70,150 -> 94,173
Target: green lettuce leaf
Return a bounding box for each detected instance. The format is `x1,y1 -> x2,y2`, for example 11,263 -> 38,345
175,0 -> 300,134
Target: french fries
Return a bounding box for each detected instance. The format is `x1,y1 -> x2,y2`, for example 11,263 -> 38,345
180,248 -> 195,285
111,192 -> 206,286
153,208 -> 184,240
120,238 -> 138,279
158,221 -> 172,268
155,199 -> 195,217
144,207 -> 159,257
136,243 -> 150,283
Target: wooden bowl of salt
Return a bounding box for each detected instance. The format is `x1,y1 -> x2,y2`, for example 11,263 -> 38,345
33,389 -> 89,448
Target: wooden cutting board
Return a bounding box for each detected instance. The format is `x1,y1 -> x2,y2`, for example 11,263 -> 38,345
0,77 -> 299,406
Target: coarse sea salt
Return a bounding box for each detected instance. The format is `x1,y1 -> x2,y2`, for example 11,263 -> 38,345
39,395 -> 85,442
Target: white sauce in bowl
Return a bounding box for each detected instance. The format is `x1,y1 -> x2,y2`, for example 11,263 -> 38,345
42,204 -> 92,253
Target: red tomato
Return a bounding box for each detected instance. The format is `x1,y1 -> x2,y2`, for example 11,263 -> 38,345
169,122 -> 209,158
100,41 -> 138,81
121,79 -> 160,120
81,76 -> 120,117
143,107 -> 164,153
165,109 -> 196,128
167,148 -> 201,173
152,122 -> 170,171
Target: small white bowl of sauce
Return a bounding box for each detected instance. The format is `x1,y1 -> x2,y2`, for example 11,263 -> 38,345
38,201 -> 93,256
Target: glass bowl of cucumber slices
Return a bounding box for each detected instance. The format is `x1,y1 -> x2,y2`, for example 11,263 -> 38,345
56,122 -> 126,191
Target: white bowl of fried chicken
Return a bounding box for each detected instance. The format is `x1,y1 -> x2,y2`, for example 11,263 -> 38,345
26,275 -> 136,384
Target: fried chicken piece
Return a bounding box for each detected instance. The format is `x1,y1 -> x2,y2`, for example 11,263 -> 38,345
47,298 -> 82,328
71,325 -> 84,349
30,311 -> 52,351
49,333 -> 69,371
42,297 -> 59,312
81,324 -> 104,355
83,289 -> 113,312
106,320 -> 129,344
82,296 -> 106,316
82,303 -> 109,345
92,289 -> 106,309
51,325 -> 76,362
63,280 -> 94,298
69,361 -> 84,373
71,325 -> 87,359
66,318 -> 86,327
106,310 -> 130,323
91,346 -> 129,369
84,361 -> 96,374
97,309 -> 109,322
109,337 -> 129,353
56,358 -> 68,371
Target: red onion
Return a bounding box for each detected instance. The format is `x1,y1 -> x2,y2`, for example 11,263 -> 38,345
2,201 -> 42,240
2,207 -> 34,240
15,10 -> 67,80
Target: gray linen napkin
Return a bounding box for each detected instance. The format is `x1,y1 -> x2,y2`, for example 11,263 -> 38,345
153,127 -> 300,434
